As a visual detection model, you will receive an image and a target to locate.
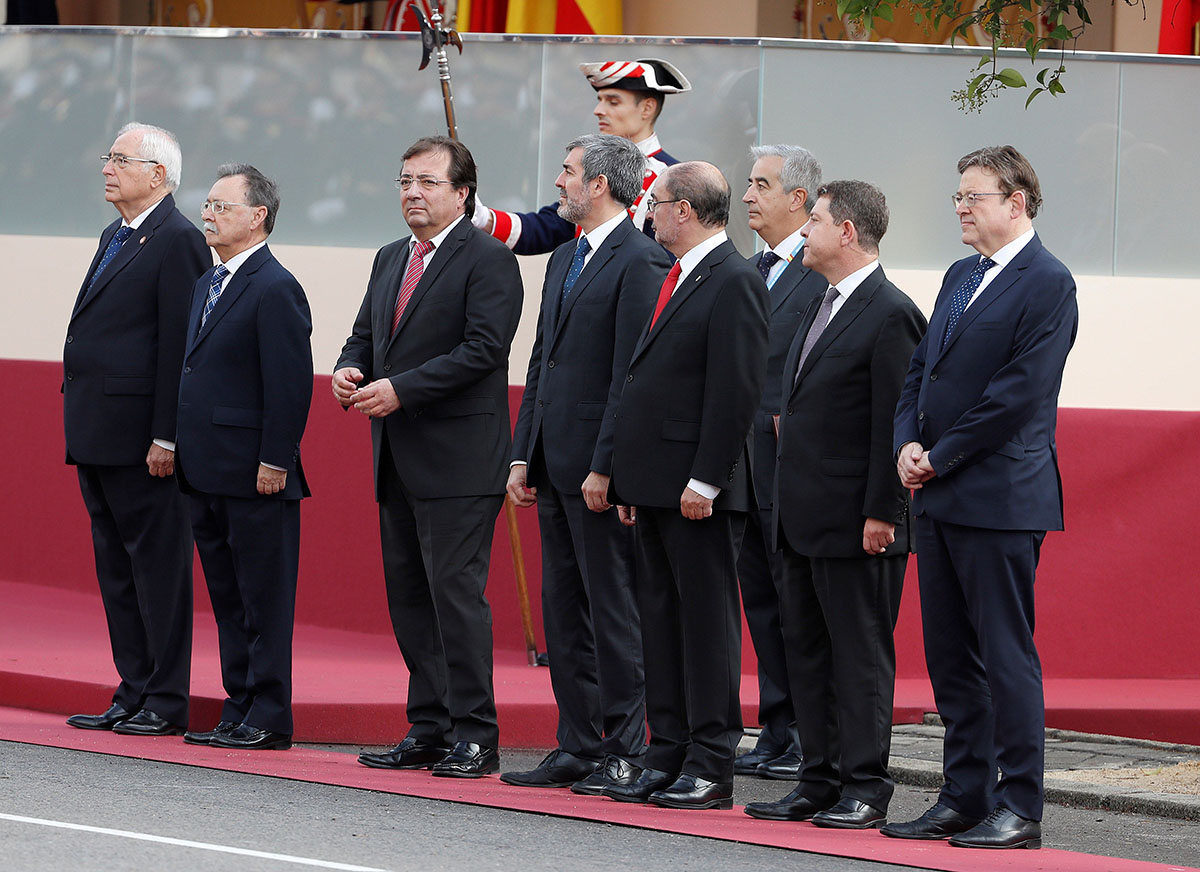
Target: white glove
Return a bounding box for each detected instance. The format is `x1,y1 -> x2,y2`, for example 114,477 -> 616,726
471,199 -> 492,230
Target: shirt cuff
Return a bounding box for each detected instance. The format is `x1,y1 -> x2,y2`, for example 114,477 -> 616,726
686,478 -> 721,500
509,460 -> 527,468
261,462 -> 286,471
153,439 -> 175,452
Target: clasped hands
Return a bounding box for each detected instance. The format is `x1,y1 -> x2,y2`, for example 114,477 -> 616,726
332,367 -> 400,418
897,441 -> 936,489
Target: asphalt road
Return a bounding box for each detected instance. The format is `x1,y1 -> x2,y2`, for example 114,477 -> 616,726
2,742 -> 1198,871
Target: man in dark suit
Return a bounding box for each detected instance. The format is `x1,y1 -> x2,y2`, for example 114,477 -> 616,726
745,181 -> 925,828
175,163 -> 313,751
333,137 -> 523,778
884,146 -> 1077,849
64,123 -> 209,737
604,162 -> 768,810
734,144 -> 827,781
502,134 -> 672,792
473,58 -> 689,254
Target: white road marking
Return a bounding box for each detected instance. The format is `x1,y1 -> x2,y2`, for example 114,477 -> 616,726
0,812 -> 390,871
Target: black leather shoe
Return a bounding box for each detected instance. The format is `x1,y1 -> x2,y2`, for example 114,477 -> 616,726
184,721 -> 240,745
744,786 -> 833,821
948,807 -> 1041,849
500,748 -> 598,787
734,746 -> 781,776
430,741 -> 500,778
572,755 -> 641,796
648,773 -> 733,810
358,737 -> 451,770
757,749 -> 803,780
812,797 -> 887,829
111,709 -> 186,736
210,724 -> 292,750
603,767 -> 676,803
66,703 -> 133,731
881,802 -> 982,839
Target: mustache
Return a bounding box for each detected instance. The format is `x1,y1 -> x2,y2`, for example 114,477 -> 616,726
203,221 -> 217,233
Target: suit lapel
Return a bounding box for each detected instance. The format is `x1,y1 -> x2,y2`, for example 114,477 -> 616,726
387,218 -> 469,351
72,195 -> 175,318
935,234 -> 1042,363
191,245 -> 271,349
782,290 -> 822,399
768,256 -> 813,314
553,222 -> 624,346
542,244 -> 574,346
792,265 -> 882,391
630,240 -> 730,364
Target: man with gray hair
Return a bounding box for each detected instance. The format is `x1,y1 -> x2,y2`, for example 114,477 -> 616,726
175,163 -> 313,751
64,122 -> 209,736
734,144 -> 828,781
745,180 -> 925,827
503,134 -> 672,792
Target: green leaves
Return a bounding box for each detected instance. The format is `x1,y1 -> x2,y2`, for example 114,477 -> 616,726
995,67 -> 1028,87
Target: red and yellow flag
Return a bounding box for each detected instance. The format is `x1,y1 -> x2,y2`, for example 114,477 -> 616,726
504,0 -> 621,34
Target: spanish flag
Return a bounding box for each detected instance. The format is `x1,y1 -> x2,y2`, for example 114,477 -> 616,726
503,0 -> 621,34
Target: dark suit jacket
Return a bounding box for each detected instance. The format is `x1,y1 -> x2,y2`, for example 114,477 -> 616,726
63,194 -> 210,466
336,217 -> 523,500
176,245 -> 313,501
610,238 -> 769,512
747,249 -> 828,511
894,233 -> 1078,532
774,264 -> 926,558
513,217 -> 672,493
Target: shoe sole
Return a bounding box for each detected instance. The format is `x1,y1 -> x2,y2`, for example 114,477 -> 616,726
182,735 -> 212,746
112,728 -> 186,736
811,819 -> 885,830
603,791 -> 655,803
357,758 -> 441,770
757,769 -> 802,781
879,829 -> 956,840
743,808 -> 817,822
430,768 -> 499,778
648,797 -> 734,810
498,776 -> 578,788
66,722 -> 123,731
210,740 -> 292,750
948,837 -> 1041,849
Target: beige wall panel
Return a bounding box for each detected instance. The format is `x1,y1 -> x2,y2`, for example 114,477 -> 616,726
624,0 -> 756,37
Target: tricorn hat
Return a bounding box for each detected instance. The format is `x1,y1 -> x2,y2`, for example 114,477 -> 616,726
578,58 -> 692,95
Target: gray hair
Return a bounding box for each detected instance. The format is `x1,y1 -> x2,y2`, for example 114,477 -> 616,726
565,134 -> 646,208
216,163 -> 280,235
957,145 -> 1043,219
117,122 -> 182,191
816,180 -> 889,254
750,144 -> 821,212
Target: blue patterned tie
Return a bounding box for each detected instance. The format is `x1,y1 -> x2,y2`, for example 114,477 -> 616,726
87,225 -> 134,290
561,235 -> 591,301
941,256 -> 996,349
201,263 -> 230,328
756,250 -> 780,283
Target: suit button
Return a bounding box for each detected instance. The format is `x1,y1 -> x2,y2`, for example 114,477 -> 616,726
547,359 -> 556,369
66,372 -> 74,380
627,374 -> 634,382
383,364 -> 392,372
537,399 -> 543,407
184,366 -> 192,374
930,373 -> 938,381
66,335 -> 73,343
918,411 -> 925,421
786,407 -> 793,415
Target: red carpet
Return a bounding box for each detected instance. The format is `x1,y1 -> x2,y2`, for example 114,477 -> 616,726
0,706 -> 1189,872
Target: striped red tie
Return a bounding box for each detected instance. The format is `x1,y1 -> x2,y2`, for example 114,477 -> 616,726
392,239 -> 434,333
648,262 -> 682,330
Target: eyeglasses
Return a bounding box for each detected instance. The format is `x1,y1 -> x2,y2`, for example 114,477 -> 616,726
646,195 -> 686,211
201,200 -> 252,216
395,175 -> 456,191
101,153 -> 160,170
951,191 -> 1010,208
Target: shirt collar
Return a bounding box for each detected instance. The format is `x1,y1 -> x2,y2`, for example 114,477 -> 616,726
634,133 -> 662,157
676,230 -> 728,284
581,210 -> 628,252
414,213 -> 466,252
765,225 -> 807,261
985,227 -> 1035,269
219,239 -> 267,276
832,259 -> 880,301
123,195 -> 167,230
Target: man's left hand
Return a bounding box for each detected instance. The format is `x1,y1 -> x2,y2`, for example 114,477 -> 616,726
352,379 -> 400,418
681,486 -> 713,520
582,472 -> 611,513
257,464 -> 287,495
863,517 -> 896,555
146,443 -> 175,477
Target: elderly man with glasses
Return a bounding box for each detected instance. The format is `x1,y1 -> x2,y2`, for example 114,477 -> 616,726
63,122 -> 210,737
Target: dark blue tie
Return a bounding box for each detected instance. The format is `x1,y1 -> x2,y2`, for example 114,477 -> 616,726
757,250 -> 780,283
561,235 -> 591,301
941,256 -> 996,349
87,225 -> 134,290
201,263 -> 230,328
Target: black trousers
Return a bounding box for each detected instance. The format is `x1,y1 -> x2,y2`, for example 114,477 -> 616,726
780,546 -> 906,811
378,447 -> 502,748
536,474 -> 645,761
916,518 -> 1046,821
737,508 -> 798,754
635,506 -> 745,783
77,463 -> 192,725
190,492 -> 299,735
